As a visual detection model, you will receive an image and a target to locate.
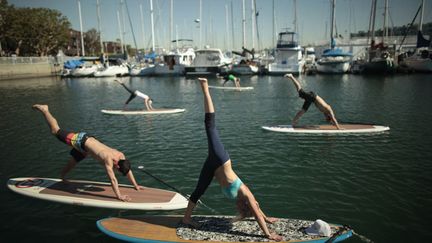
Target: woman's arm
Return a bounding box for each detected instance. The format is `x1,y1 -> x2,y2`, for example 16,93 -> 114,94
245,193 -> 282,241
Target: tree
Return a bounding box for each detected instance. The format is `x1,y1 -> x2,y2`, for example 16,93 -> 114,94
2,3 -> 70,56
84,28 -> 101,56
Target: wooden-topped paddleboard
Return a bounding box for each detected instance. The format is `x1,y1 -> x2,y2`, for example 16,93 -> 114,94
208,86 -> 254,91
101,108 -> 185,115
7,177 -> 188,210
97,215 -> 353,243
262,124 -> 390,134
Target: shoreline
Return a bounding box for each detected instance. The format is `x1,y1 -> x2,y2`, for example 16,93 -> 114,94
0,63 -> 60,81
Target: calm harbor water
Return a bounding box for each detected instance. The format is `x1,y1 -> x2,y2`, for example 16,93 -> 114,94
0,74 -> 431,242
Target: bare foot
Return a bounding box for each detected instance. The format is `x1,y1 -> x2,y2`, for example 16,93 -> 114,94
32,104 -> 49,112
198,78 -> 209,90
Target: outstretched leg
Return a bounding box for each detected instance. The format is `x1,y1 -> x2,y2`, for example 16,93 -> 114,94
115,79 -> 135,95
284,73 -> 302,92
32,104 -> 60,135
198,78 -> 215,113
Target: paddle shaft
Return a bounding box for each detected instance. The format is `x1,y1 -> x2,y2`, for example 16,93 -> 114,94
137,167 -> 220,214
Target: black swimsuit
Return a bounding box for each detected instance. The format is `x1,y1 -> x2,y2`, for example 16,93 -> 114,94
299,89 -> 317,111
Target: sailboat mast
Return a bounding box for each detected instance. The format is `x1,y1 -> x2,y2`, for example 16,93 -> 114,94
272,0 -> 275,46
251,0 -> 256,49
225,4 -> 230,50
199,0 -> 202,48
383,0 -> 388,43
330,0 -> 336,48
150,0 -> 155,51
231,0 -> 235,50
242,0 -> 246,48
371,0 -> 377,42
96,0 -> 104,53
170,0 -> 173,50
117,10 -> 124,54
419,0 -> 425,32
293,0 -> 298,33
77,0 -> 85,56
140,3 -> 145,50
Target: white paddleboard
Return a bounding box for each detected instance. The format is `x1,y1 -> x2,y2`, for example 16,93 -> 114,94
208,85 -> 254,91
262,124 -> 390,134
101,108 -> 185,115
7,177 -> 188,210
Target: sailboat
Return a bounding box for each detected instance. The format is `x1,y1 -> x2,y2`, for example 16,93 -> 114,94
363,0 -> 396,74
400,0 -> 432,72
316,0 -> 352,74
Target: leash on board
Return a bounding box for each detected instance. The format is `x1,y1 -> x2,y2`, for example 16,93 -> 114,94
325,225 -> 374,243
137,166 -> 220,214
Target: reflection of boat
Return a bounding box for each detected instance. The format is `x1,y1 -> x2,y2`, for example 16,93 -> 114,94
316,0 -> 352,74
184,48 -> 232,75
268,31 -> 305,75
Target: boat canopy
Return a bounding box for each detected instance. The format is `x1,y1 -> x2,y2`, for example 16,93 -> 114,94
276,31 -> 299,48
63,59 -> 84,69
322,48 -> 352,57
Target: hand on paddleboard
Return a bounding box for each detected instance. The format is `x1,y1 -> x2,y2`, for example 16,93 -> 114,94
265,217 -> 279,224
268,232 -> 283,241
119,194 -> 131,202
135,185 -> 145,191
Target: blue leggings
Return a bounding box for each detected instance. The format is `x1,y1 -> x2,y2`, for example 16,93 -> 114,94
189,113 -> 230,204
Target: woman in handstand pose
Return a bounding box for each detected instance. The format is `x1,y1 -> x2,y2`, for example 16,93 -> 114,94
182,78 -> 282,241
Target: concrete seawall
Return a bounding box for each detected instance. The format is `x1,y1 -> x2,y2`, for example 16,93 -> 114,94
0,63 -> 60,81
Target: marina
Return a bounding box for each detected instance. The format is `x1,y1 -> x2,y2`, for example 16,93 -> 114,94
0,0 -> 431,242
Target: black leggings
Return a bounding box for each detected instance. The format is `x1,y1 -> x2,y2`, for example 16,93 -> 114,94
120,83 -> 137,104
189,113 -> 230,204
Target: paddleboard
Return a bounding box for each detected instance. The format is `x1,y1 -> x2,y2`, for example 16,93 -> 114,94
208,85 -> 254,91
101,108 -> 185,115
7,177 -> 188,210
97,215 -> 353,243
262,124 -> 390,134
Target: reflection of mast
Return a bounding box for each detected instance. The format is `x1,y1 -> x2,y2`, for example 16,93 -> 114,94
96,0 -> 103,53
77,0 -> 85,56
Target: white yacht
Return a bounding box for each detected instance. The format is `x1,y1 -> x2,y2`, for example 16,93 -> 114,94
316,48 -> 352,74
184,48 -> 232,75
154,47 -> 195,76
268,31 -> 305,75
70,64 -> 100,77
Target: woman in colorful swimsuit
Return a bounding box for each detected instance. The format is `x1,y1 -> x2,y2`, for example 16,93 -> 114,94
32,104 -> 144,202
115,79 -> 154,111
182,78 -> 283,241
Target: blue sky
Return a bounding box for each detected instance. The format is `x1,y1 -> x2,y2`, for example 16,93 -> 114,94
9,0 -> 432,50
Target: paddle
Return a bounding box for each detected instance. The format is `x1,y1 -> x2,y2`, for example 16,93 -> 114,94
137,166 -> 220,214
